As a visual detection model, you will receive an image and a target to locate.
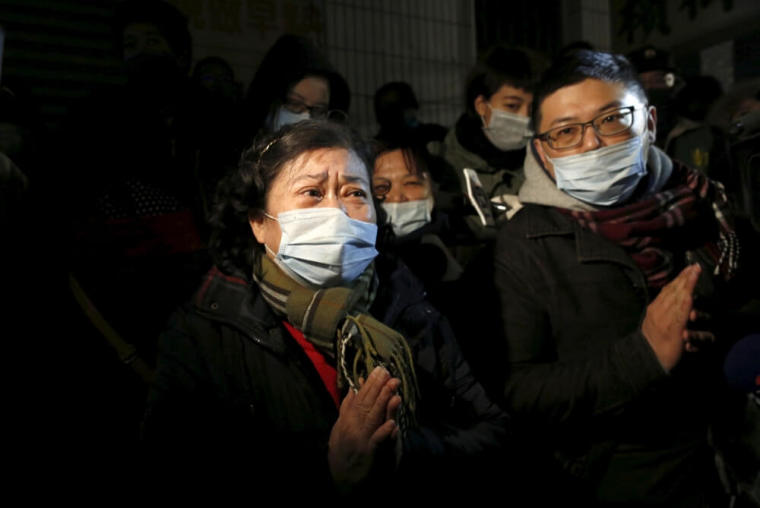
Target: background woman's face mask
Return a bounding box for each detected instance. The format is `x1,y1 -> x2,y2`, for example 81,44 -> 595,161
381,196 -> 434,237
272,106 -> 310,131
482,104 -> 532,151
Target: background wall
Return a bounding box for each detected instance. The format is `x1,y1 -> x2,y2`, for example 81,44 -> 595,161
323,0 -> 476,137
2,0 -> 758,136
177,0 -> 477,137
610,0 -> 760,90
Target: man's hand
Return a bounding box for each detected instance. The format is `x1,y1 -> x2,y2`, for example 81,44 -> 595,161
642,264 -> 702,371
328,366 -> 402,492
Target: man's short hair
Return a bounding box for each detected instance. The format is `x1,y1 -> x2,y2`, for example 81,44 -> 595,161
465,45 -> 540,118
531,50 -> 647,132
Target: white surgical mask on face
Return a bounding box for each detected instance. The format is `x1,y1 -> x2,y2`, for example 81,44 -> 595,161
381,196 -> 434,237
482,104 -> 532,151
547,133 -> 651,207
264,207 -> 378,288
272,106 -> 310,131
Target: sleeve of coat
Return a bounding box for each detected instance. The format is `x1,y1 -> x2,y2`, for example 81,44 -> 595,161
494,245 -> 668,429
141,309 -> 338,495
141,308 -> 234,449
402,309 -> 511,462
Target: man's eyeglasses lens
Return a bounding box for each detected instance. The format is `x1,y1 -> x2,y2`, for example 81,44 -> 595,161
543,107 -> 636,150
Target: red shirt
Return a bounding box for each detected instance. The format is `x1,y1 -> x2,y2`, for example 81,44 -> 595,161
282,321 -> 340,408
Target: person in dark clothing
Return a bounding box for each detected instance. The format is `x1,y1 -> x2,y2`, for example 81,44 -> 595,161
432,45 -> 545,271
243,34 -> 350,141
665,75 -> 732,184
627,44 -> 680,148
487,50 -> 750,506
54,0 -> 213,454
142,120 -> 508,500
373,81 -> 447,148
372,144 -> 463,288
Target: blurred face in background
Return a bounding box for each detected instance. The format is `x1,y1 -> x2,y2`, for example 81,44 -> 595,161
373,149 -> 431,203
373,149 -> 434,236
475,84 -> 533,123
475,84 -> 533,151
272,75 -> 330,130
122,22 -> 174,61
121,22 -> 184,95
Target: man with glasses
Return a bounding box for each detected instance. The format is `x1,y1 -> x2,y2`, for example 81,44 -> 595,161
490,50 -> 743,505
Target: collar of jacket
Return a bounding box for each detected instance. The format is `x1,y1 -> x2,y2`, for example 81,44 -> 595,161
191,266 -> 288,355
369,253 -> 429,325
520,205 -> 641,272
452,113 -> 526,173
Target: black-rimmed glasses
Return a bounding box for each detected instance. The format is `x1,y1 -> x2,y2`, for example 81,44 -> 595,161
283,97 -> 348,124
536,106 -> 639,150
283,97 -> 330,118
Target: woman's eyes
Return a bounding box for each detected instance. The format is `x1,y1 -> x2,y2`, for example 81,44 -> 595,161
373,183 -> 390,195
346,188 -> 368,199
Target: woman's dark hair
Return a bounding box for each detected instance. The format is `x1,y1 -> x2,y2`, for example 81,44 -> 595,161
209,119 -> 373,277
464,45 -> 541,118
531,50 -> 646,132
372,142 -> 432,184
244,35 -> 351,138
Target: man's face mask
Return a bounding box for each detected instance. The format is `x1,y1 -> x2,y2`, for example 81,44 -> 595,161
547,132 -> 652,207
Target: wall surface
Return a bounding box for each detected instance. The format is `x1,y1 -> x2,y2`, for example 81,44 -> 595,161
323,0 -> 476,137
610,0 -> 760,88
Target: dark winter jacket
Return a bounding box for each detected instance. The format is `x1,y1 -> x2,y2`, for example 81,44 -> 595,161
142,255 -> 508,499
492,203 -> 729,506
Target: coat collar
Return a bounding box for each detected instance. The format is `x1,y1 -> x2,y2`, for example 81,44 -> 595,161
192,266 -> 288,355
521,205 -> 640,271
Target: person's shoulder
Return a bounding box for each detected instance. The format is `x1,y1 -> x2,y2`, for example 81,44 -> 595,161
441,126 -> 483,168
177,267 -> 278,339
494,204 -> 578,268
498,204 -> 571,238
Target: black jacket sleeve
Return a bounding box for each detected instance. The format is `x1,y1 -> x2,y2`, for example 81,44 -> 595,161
397,302 -> 511,490
494,238 -> 668,429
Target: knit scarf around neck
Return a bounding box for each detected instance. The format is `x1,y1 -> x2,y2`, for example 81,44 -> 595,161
253,254 -> 420,429
559,161 -> 739,289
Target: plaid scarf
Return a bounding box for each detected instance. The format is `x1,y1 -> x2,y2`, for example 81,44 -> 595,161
559,162 -> 739,289
253,255 -> 419,431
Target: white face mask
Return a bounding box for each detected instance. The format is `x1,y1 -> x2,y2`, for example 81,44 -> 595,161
272,106 -> 310,131
482,105 -> 532,151
264,207 -> 378,288
546,134 -> 651,207
381,196 -> 434,237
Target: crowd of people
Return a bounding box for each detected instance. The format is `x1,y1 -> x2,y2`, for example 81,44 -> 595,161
3,0 -> 758,504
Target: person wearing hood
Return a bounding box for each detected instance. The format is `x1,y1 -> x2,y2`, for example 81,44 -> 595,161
434,45 -> 543,241
373,82 -> 448,148
491,50 -> 748,506
244,34 -> 350,139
